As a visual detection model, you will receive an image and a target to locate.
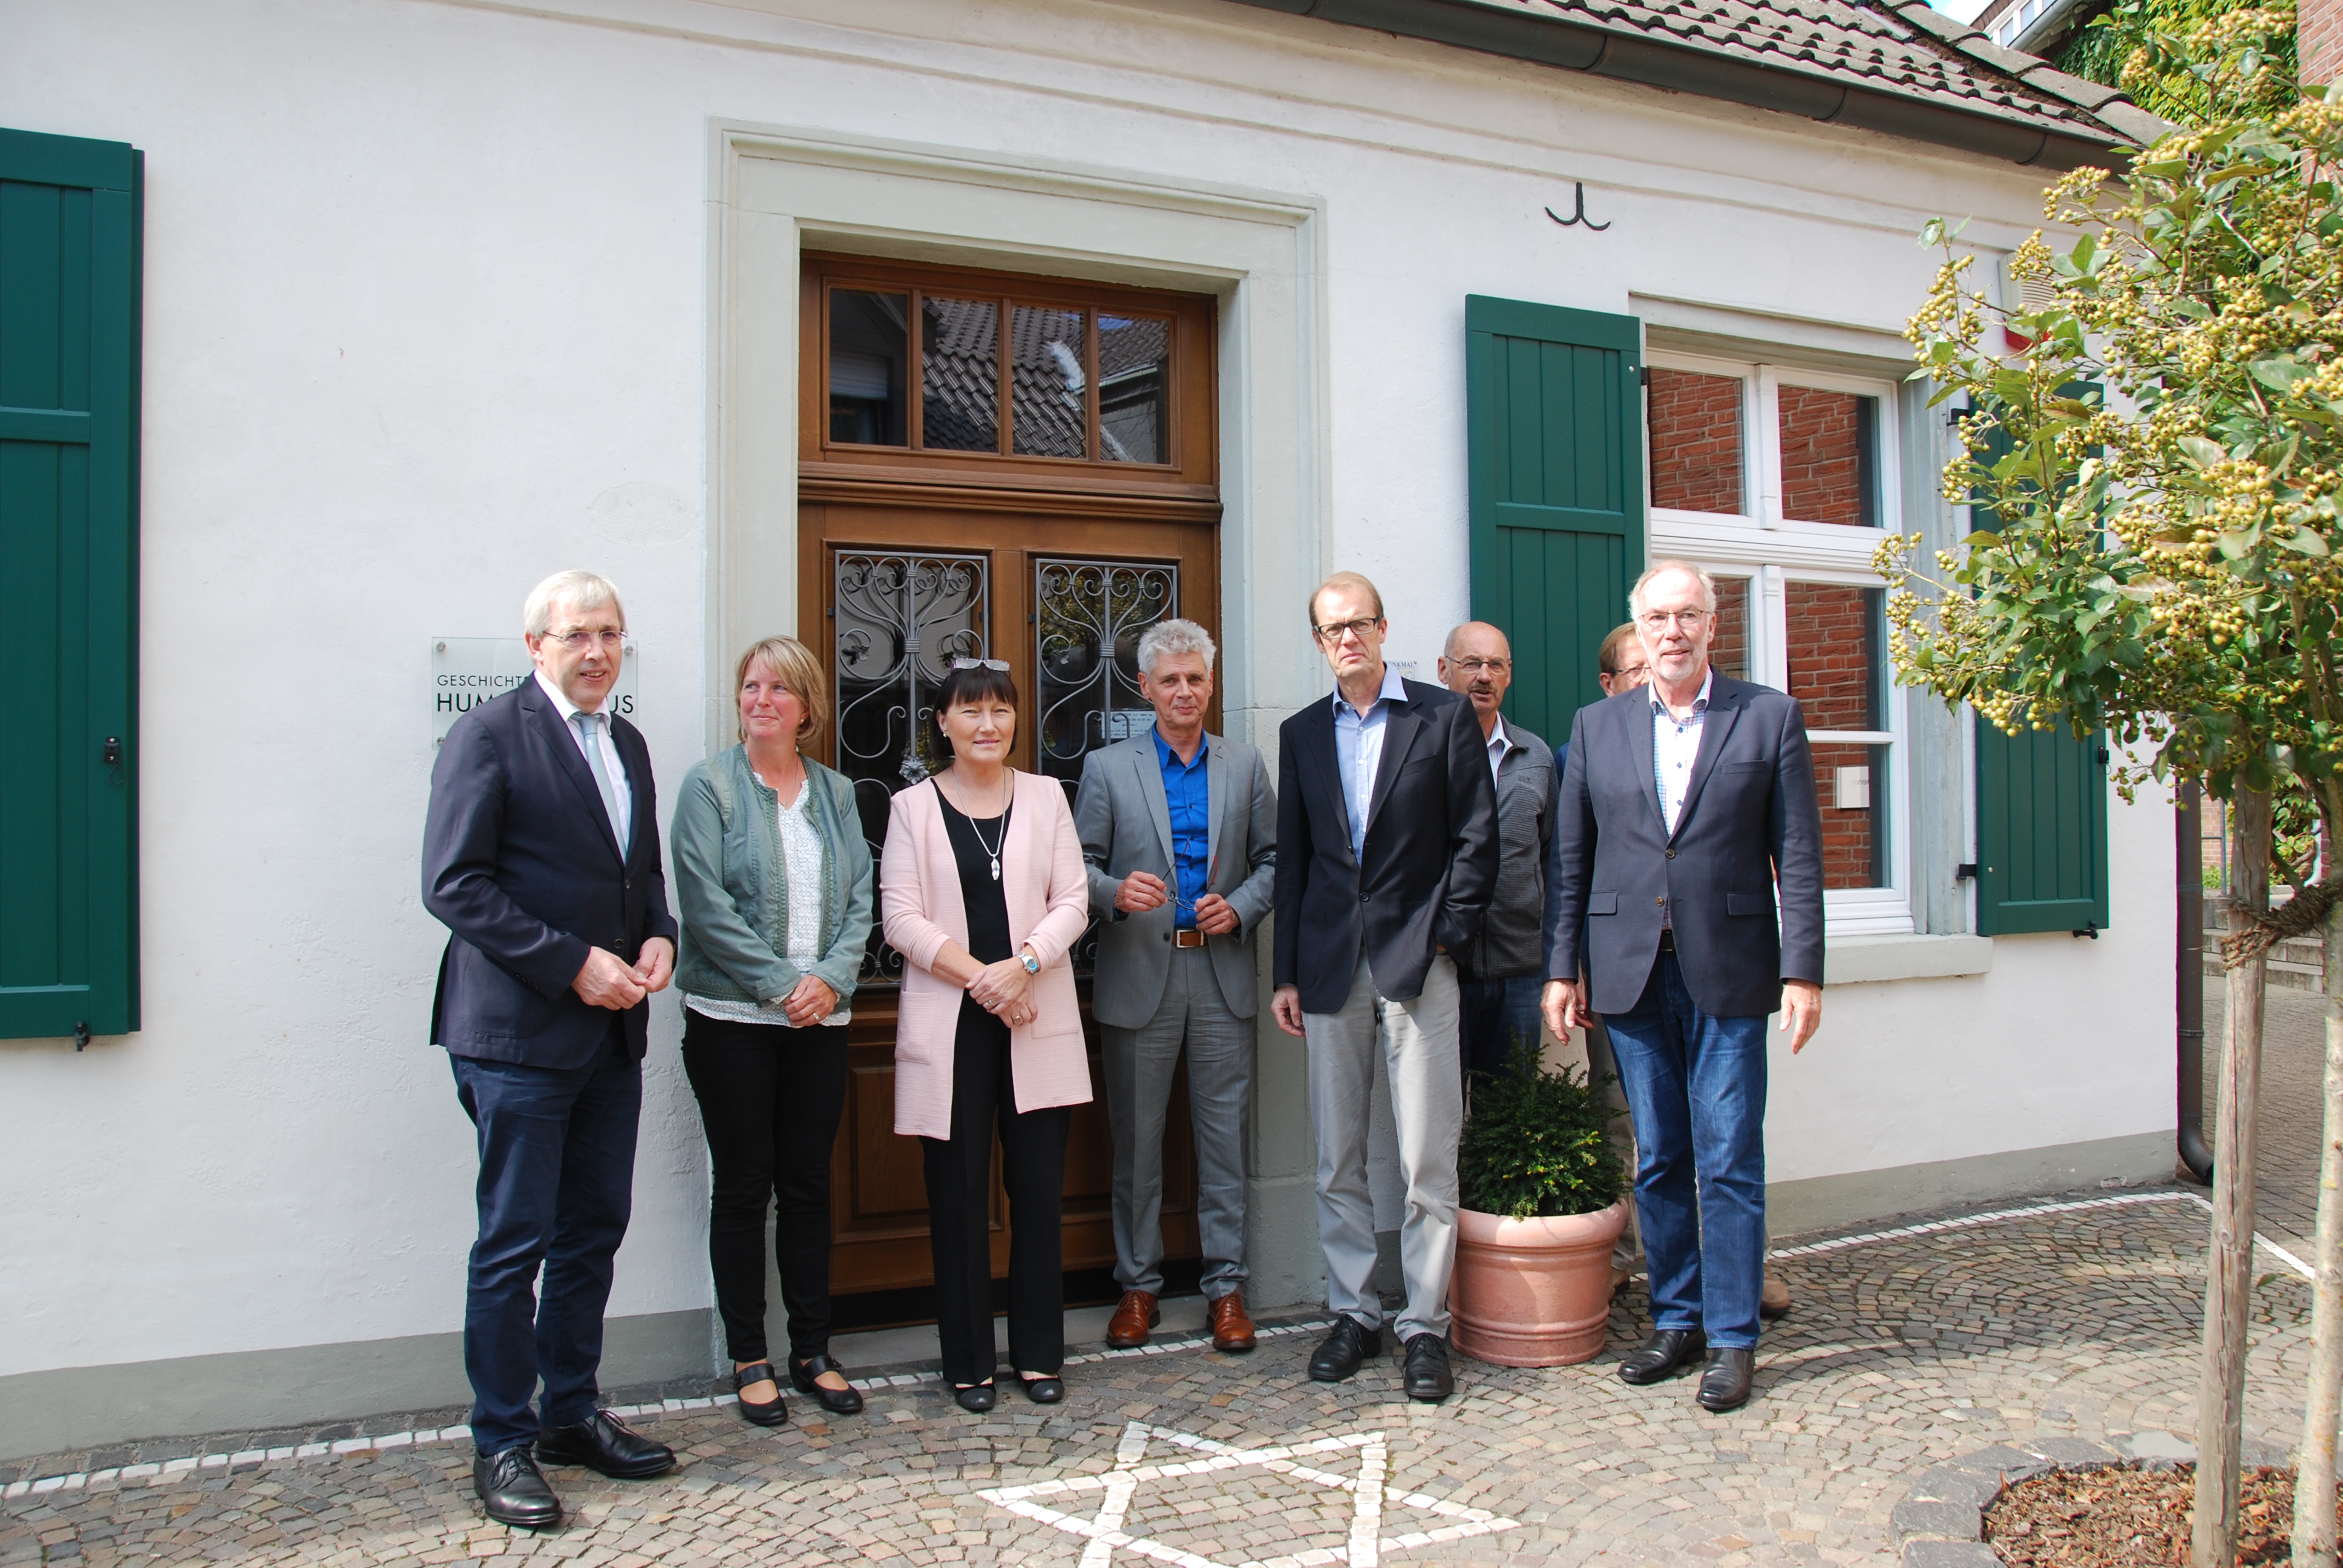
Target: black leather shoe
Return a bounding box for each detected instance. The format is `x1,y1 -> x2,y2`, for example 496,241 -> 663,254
535,1409 -> 677,1479
474,1446 -> 562,1529
1018,1373 -> 1065,1405
733,1361 -> 788,1427
789,1354 -> 865,1416
1617,1328 -> 1707,1385
952,1381 -> 997,1413
1307,1316 -> 1383,1383
1696,1348 -> 1756,1412
1401,1334 -> 1455,1402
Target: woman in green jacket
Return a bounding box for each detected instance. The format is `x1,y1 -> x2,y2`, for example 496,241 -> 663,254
672,636 -> 874,1426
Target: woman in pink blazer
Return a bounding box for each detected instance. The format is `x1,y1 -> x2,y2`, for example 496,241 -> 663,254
880,660 -> 1092,1412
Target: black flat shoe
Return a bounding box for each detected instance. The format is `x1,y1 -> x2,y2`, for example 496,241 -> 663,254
1307,1316 -> 1383,1383
474,1446 -> 562,1529
1617,1328 -> 1706,1386
1696,1347 -> 1756,1412
1401,1333 -> 1454,1402
536,1408 -> 677,1479
733,1360 -> 789,1427
789,1354 -> 865,1416
1017,1373 -> 1064,1405
952,1380 -> 997,1413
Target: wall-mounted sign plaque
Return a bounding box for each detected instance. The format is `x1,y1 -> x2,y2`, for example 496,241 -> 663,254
431,638 -> 640,744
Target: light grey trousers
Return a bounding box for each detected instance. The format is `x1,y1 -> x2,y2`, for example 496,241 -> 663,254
1101,946 -> 1254,1301
1304,952 -> 1463,1342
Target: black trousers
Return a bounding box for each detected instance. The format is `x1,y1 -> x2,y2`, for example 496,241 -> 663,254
680,1011 -> 850,1365
922,1000 -> 1072,1385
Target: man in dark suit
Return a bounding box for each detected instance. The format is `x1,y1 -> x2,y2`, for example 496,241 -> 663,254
1272,572 -> 1498,1402
1542,560 -> 1825,1414
423,570 -> 680,1528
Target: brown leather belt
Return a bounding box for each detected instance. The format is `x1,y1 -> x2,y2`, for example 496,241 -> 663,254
1173,929 -> 1208,949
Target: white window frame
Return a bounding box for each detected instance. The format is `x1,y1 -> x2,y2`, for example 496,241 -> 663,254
1646,350 -> 1914,937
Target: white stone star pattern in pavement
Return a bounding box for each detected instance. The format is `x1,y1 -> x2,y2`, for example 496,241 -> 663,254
976,1420 -> 1518,1568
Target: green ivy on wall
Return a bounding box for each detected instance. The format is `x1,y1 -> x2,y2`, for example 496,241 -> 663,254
2056,0 -> 2299,125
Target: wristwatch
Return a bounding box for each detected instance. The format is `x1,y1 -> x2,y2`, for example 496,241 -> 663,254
1020,947 -> 1041,975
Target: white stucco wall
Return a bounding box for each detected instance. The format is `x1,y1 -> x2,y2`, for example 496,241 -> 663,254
0,0 -> 2172,1385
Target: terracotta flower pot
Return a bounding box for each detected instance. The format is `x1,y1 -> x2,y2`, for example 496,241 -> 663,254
1451,1198 -> 1631,1367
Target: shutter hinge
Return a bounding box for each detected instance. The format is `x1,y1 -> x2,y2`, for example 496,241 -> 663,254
74,1021 -> 91,1051
102,736 -> 122,766
2096,747 -> 2109,764
2072,922 -> 2101,939
1955,863 -> 1978,881
1639,366 -> 1651,389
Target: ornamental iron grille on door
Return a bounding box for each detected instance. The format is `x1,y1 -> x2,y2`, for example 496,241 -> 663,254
831,549 -> 990,985
1034,558 -> 1178,787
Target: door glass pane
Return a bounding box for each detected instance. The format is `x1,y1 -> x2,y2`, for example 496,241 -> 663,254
1710,575 -> 1750,682
1011,305 -> 1087,457
1779,386 -> 1879,527
1786,581 -> 1887,888
1097,314 -> 1170,464
1648,368 -> 1744,514
828,290 -> 908,445
1034,559 -> 1178,786
831,550 -> 991,984
920,297 -> 1000,452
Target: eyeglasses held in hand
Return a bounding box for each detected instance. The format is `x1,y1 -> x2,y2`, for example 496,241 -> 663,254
1312,616 -> 1382,645
545,629 -> 626,651
950,657 -> 1012,671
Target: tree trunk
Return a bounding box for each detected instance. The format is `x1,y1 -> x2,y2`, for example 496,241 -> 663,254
2198,787 -> 2272,1568
2296,808 -> 2343,1568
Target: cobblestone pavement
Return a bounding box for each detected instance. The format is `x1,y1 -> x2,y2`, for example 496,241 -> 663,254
8,1006 -> 2335,1568
2206,984 -> 2329,1255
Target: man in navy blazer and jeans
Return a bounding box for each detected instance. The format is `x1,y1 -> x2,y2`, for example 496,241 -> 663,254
1542,560 -> 1825,1414
423,570 -> 680,1527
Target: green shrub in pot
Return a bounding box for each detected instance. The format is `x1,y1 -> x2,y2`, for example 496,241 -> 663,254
1458,1041 -> 1627,1221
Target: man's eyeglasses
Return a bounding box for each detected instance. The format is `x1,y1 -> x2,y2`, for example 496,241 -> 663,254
1450,657 -> 1510,675
1312,616 -> 1382,645
1637,609 -> 1709,630
950,657 -> 1012,671
545,628 -> 625,652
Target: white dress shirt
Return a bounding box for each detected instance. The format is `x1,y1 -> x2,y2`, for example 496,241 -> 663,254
1331,664 -> 1411,864
1651,666 -> 1713,838
1483,712 -> 1514,785
534,668 -> 632,851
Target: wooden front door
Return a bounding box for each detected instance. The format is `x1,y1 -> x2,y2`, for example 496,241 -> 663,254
795,254 -> 1221,1301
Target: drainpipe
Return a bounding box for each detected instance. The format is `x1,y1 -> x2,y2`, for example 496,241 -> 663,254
2177,779 -> 2215,1183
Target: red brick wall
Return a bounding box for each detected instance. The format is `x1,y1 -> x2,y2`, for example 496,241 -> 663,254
1786,581 -> 1883,888
1711,576 -> 1749,682
1649,369 -> 1745,514
2306,0 -> 2343,87
1778,385 -> 1867,528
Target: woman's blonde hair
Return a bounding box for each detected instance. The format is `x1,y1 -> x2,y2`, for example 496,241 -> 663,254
735,636 -> 830,751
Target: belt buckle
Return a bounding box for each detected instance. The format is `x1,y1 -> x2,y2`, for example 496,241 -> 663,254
1173,928 -> 1207,949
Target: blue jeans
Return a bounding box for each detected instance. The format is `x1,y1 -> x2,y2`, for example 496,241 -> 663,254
1600,952 -> 1768,1349
450,1024 -> 640,1455
1457,973 -> 1545,1085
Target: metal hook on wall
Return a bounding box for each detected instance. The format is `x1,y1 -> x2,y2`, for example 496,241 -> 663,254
1545,182 -> 1611,232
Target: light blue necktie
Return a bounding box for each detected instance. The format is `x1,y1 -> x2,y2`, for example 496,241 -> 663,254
572,712 -> 626,849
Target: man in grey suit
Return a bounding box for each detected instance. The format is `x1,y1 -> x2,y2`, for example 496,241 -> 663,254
1542,560 -> 1825,1414
1075,618 -> 1277,1355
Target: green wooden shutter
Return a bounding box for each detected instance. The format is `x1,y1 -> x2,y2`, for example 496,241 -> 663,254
1465,296 -> 1644,743
1,127 -> 141,1040
1964,399 -> 2109,935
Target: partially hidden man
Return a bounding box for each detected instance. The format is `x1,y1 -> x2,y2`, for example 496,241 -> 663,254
422,570 -> 681,1529
1074,618 -> 1277,1355
1541,560 -> 1826,1414
1273,572 -> 1499,1403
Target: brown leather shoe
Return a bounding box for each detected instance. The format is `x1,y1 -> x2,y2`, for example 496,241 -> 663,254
1760,1271 -> 1792,1321
1208,1291 -> 1257,1353
1106,1289 -> 1159,1348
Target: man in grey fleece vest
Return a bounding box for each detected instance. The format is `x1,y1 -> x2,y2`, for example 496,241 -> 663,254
1438,622 -> 1557,1089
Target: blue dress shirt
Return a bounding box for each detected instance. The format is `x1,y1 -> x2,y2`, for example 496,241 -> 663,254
1331,664 -> 1411,864
1153,727 -> 1211,929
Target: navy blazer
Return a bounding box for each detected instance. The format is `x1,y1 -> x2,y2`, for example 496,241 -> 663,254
422,681 -> 678,1067
1543,673 -> 1824,1019
1273,678 -> 1499,1013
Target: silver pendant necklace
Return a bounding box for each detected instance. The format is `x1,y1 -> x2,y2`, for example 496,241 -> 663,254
946,770 -> 1011,880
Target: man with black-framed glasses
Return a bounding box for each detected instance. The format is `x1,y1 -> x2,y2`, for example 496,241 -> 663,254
1271,572 -> 1498,1402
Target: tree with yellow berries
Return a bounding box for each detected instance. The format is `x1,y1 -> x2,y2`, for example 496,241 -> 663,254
1882,9 -> 2343,1565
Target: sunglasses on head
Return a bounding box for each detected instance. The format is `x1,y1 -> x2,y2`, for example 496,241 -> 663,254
950,658 -> 1011,671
